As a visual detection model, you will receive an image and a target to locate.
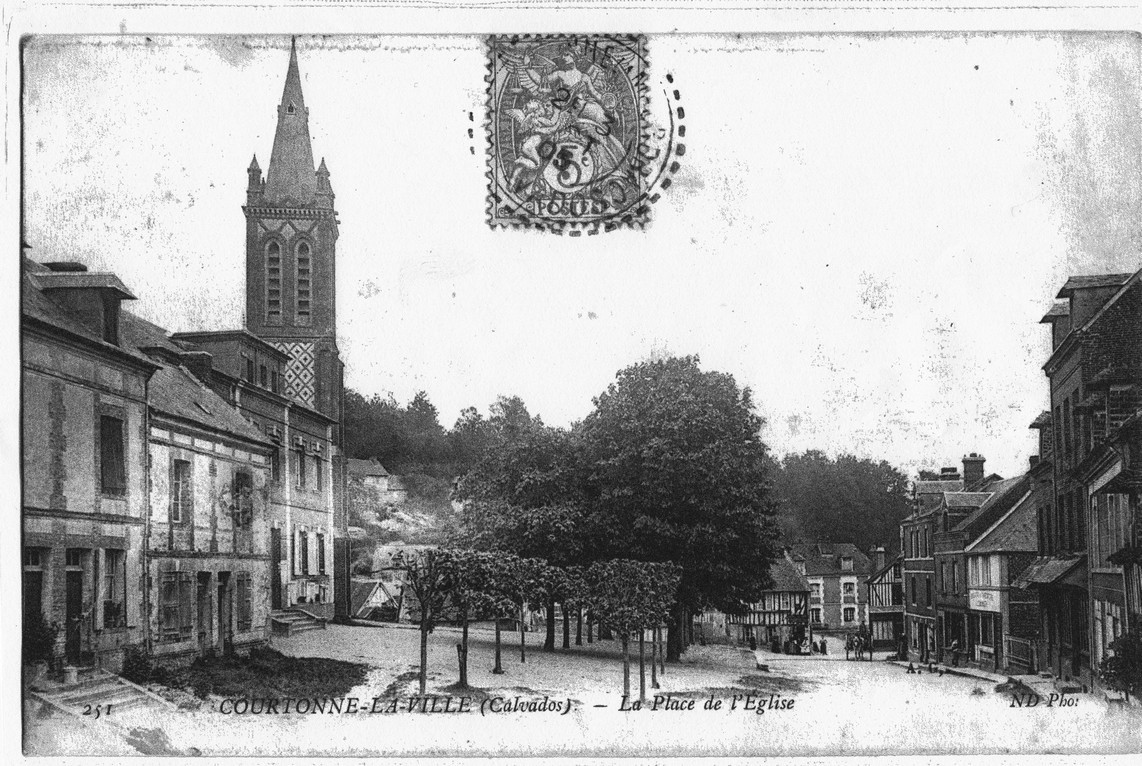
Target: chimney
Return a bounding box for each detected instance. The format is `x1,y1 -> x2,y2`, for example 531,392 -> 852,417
963,453 -> 986,490
1029,455 -> 1040,469
181,350 -> 214,382
874,546 -> 886,571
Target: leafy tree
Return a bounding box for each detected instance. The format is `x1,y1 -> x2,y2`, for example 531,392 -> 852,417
454,424 -> 589,651
436,549 -> 510,687
578,355 -> 779,661
1099,630 -> 1142,701
585,559 -> 681,700
772,450 -> 912,553
392,547 -> 453,695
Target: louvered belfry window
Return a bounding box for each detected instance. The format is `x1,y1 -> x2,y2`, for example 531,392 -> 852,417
266,241 -> 282,322
296,241 -> 311,324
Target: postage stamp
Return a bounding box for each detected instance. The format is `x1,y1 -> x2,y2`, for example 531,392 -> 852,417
486,34 -> 653,232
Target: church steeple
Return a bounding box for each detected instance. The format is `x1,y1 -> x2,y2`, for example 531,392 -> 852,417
244,37 -> 341,420
263,37 -> 317,206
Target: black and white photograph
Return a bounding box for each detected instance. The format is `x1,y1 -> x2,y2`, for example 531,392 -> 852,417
9,5 -> 1142,761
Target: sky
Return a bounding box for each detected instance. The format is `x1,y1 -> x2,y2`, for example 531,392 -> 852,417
21,33 -> 1142,480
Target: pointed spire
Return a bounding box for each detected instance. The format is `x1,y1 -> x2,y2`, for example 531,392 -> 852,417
317,157 -> 329,174
263,37 -> 317,206
248,154 -> 260,172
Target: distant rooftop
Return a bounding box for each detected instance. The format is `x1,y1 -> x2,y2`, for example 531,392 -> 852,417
1055,273 -> 1134,299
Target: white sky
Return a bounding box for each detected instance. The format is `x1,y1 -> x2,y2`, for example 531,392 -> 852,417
21,33 -> 1142,480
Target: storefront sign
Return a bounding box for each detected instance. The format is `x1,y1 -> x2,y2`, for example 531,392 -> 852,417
969,589 -> 1000,612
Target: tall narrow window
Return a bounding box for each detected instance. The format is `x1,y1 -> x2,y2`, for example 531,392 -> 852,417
299,530 -> 309,575
99,415 -> 126,496
294,448 -> 306,489
295,242 -> 311,324
313,454 -> 322,492
170,459 -> 191,523
317,533 -> 326,574
236,572 -> 252,632
232,469 -> 253,528
103,549 -> 126,628
266,241 -> 282,322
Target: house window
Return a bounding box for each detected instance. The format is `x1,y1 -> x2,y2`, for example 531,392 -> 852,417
810,582 -> 821,600
270,449 -> 281,482
66,548 -> 84,567
271,369 -> 280,394
313,454 -> 322,492
24,548 -> 42,567
811,608 -> 821,624
299,530 -> 309,575
317,533 -> 326,574
232,469 -> 253,528
294,448 -> 306,489
910,576 -> 916,605
951,561 -> 958,594
260,364 -> 268,388
99,414 -> 127,496
23,548 -> 45,628
843,607 -> 855,623
170,459 -> 192,523
159,569 -> 193,642
843,582 -> 855,595
266,241 -> 282,321
103,549 -> 127,628
841,556 -> 853,572
245,357 -> 255,383
296,242 -> 312,325
925,577 -> 932,606
236,572 -> 252,632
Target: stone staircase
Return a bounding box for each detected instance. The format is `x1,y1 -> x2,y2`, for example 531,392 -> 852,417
29,667 -> 177,729
270,608 -> 327,637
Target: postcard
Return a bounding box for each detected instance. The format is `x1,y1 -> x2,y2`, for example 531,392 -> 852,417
10,3 -> 1142,761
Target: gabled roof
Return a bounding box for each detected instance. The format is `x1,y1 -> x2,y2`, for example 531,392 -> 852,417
1030,410 -> 1052,429
348,457 -> 390,478
942,492 -> 992,510
788,542 -> 872,576
868,551 -> 903,581
915,479 -> 965,496
1039,301 -> 1070,323
767,556 -> 811,592
953,475 -> 1030,540
968,489 -> 1036,554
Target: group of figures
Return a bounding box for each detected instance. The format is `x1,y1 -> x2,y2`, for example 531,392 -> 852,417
845,632 -> 871,661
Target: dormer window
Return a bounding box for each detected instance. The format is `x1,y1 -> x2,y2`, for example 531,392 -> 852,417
841,556 -> 854,572
287,102 -> 296,114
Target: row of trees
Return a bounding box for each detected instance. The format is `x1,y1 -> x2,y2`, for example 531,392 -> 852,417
452,355 -> 781,663
395,547 -> 680,699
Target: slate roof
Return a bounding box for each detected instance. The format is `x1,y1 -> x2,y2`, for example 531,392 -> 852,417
788,543 -> 872,576
969,489 -> 1037,554
1039,302 -> 1070,323
1013,555 -> 1085,589
766,556 -> 811,593
147,361 -> 272,448
952,475 -> 1029,538
1055,273 -> 1134,298
263,40 -> 318,206
22,260 -> 157,368
348,457 -> 390,478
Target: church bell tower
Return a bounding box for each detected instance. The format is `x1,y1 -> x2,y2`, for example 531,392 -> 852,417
244,38 -> 342,420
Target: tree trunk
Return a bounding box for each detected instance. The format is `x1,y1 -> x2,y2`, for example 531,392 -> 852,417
576,608 -> 583,646
622,633 -> 630,701
493,619 -> 504,674
544,597 -> 556,652
562,603 -> 571,649
667,607 -> 684,662
657,626 -> 666,675
639,630 -> 646,702
458,609 -> 469,687
586,613 -> 593,644
651,627 -> 660,688
519,603 -> 527,663
419,625 -> 429,695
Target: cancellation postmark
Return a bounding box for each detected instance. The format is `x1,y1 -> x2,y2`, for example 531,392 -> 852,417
487,34 -> 663,232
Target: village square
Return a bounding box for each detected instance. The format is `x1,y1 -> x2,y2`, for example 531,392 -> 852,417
17,35 -> 1142,757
